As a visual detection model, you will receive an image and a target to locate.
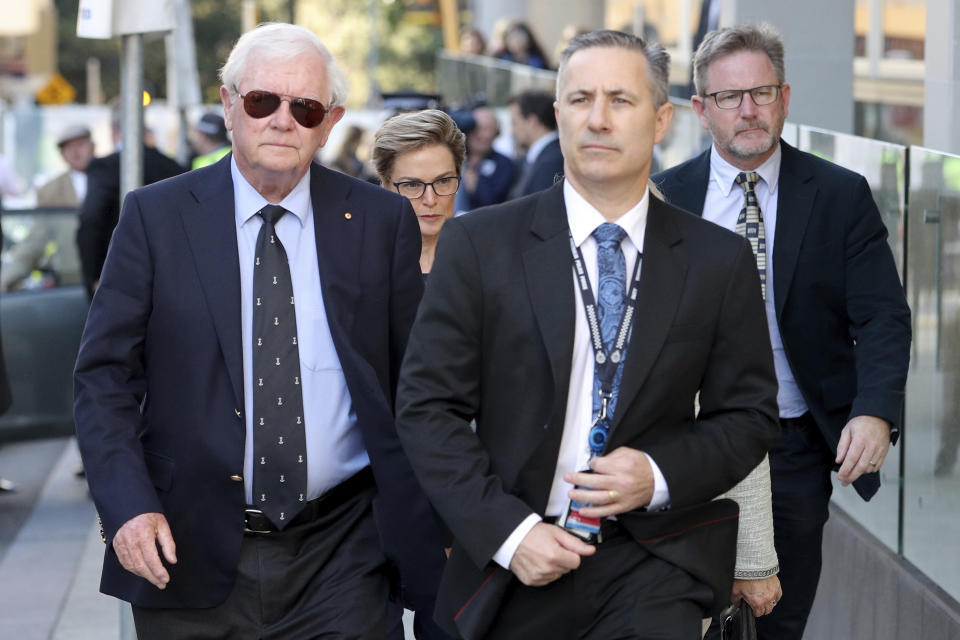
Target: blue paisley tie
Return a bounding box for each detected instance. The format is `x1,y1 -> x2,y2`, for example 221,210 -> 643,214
589,223 -> 628,453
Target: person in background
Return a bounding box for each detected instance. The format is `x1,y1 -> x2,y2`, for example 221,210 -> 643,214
654,23 -> 911,639
330,124 -> 370,180
1,126 -> 93,291
497,21 -> 549,69
460,26 -> 487,56
189,113 -> 231,170
0,154 -> 22,204
76,105 -> 186,297
458,106 -> 514,212
373,109 -> 465,279
37,125 -> 94,207
74,22 -> 447,640
508,88 -> 563,198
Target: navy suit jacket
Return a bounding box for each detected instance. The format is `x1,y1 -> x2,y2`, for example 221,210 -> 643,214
511,137 -> 564,198
653,141 -> 911,500
74,156 -> 446,609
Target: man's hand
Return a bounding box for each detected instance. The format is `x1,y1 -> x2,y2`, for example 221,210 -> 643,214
733,575 -> 782,617
563,446 -> 654,518
112,512 -> 177,589
509,523 -> 595,586
836,415 -> 891,485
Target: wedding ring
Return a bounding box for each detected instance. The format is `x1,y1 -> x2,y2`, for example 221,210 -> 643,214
608,489 -> 617,501
869,460 -> 878,466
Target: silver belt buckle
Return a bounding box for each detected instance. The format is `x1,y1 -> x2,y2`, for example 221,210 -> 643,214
244,508 -> 273,534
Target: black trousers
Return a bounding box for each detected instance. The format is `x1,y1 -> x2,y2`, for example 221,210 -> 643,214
483,526 -> 712,640
132,482 -> 391,640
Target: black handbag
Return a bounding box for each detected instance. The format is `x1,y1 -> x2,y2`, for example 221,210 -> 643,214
719,603 -> 757,640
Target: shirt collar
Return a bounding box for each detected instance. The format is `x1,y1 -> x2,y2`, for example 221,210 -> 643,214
232,157 -> 312,227
564,179 -> 648,251
708,142 -> 782,196
526,131 -> 559,164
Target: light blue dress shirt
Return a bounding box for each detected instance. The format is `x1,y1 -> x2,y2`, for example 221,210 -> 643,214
701,145 -> 808,418
231,159 -> 369,504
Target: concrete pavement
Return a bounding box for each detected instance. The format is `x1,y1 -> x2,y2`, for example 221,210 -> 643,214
0,438 -> 120,639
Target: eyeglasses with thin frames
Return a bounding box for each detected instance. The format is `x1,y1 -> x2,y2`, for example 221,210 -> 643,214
393,176 -> 461,199
235,88 -> 330,128
704,84 -> 782,110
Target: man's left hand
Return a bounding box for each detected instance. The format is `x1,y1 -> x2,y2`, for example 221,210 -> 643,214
836,415 -> 891,485
564,447 -> 653,518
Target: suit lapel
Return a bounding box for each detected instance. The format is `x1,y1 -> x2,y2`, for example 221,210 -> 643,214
772,141 -> 817,319
610,197 -> 686,436
521,184 -> 576,408
180,156 -> 244,409
310,163 -> 361,339
658,148 -> 710,217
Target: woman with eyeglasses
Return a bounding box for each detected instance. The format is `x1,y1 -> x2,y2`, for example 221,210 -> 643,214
372,110 -> 466,278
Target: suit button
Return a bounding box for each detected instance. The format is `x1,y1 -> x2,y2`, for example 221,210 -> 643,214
230,475 -> 243,482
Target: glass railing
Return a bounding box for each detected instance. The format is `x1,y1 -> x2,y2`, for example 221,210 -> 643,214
904,146 -> 960,599
795,127 -> 908,554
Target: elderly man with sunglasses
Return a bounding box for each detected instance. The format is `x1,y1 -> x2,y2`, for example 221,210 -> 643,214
74,22 -> 448,640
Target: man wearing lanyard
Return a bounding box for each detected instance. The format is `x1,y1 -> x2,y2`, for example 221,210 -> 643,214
397,29 -> 780,639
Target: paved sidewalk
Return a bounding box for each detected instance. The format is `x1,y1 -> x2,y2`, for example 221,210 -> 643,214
0,439 -> 120,639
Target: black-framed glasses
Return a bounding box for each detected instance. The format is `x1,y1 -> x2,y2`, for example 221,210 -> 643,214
393,176 -> 461,199
704,84 -> 782,110
236,88 -> 329,128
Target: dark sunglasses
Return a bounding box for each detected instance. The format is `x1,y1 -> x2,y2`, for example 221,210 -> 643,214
237,89 -> 329,128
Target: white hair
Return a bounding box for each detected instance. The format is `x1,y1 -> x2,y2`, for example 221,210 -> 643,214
219,22 -> 349,107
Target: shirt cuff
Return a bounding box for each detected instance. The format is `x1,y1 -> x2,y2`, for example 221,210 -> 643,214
643,452 -> 671,510
492,513 -> 542,570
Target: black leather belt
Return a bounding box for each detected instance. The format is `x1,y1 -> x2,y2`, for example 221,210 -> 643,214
244,466 -> 374,534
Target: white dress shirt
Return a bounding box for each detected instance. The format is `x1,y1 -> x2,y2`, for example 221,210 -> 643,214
232,159 -> 369,505
701,144 -> 807,418
492,180 -> 670,569
70,169 -> 88,203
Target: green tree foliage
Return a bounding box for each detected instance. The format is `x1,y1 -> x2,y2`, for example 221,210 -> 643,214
54,0 -> 288,104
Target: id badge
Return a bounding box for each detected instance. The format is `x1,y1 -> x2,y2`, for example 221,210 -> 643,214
561,470 -> 601,543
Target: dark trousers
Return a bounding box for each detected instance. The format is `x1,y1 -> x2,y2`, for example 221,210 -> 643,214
755,413 -> 835,640
132,482 -> 390,640
484,527 -> 712,640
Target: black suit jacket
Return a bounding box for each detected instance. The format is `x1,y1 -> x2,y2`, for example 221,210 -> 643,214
74,156 -> 446,610
396,182 -> 780,638
653,141 -> 911,500
511,137 -> 564,198
76,145 -> 186,294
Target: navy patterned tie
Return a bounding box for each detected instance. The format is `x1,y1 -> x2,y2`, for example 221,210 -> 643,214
734,171 -> 767,300
589,223 -> 628,453
252,205 -> 307,529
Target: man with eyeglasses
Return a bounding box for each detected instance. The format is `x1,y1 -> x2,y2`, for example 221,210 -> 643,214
74,22 -> 447,639
654,23 -> 910,640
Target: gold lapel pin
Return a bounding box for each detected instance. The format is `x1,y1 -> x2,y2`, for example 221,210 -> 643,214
344,212 -> 353,220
